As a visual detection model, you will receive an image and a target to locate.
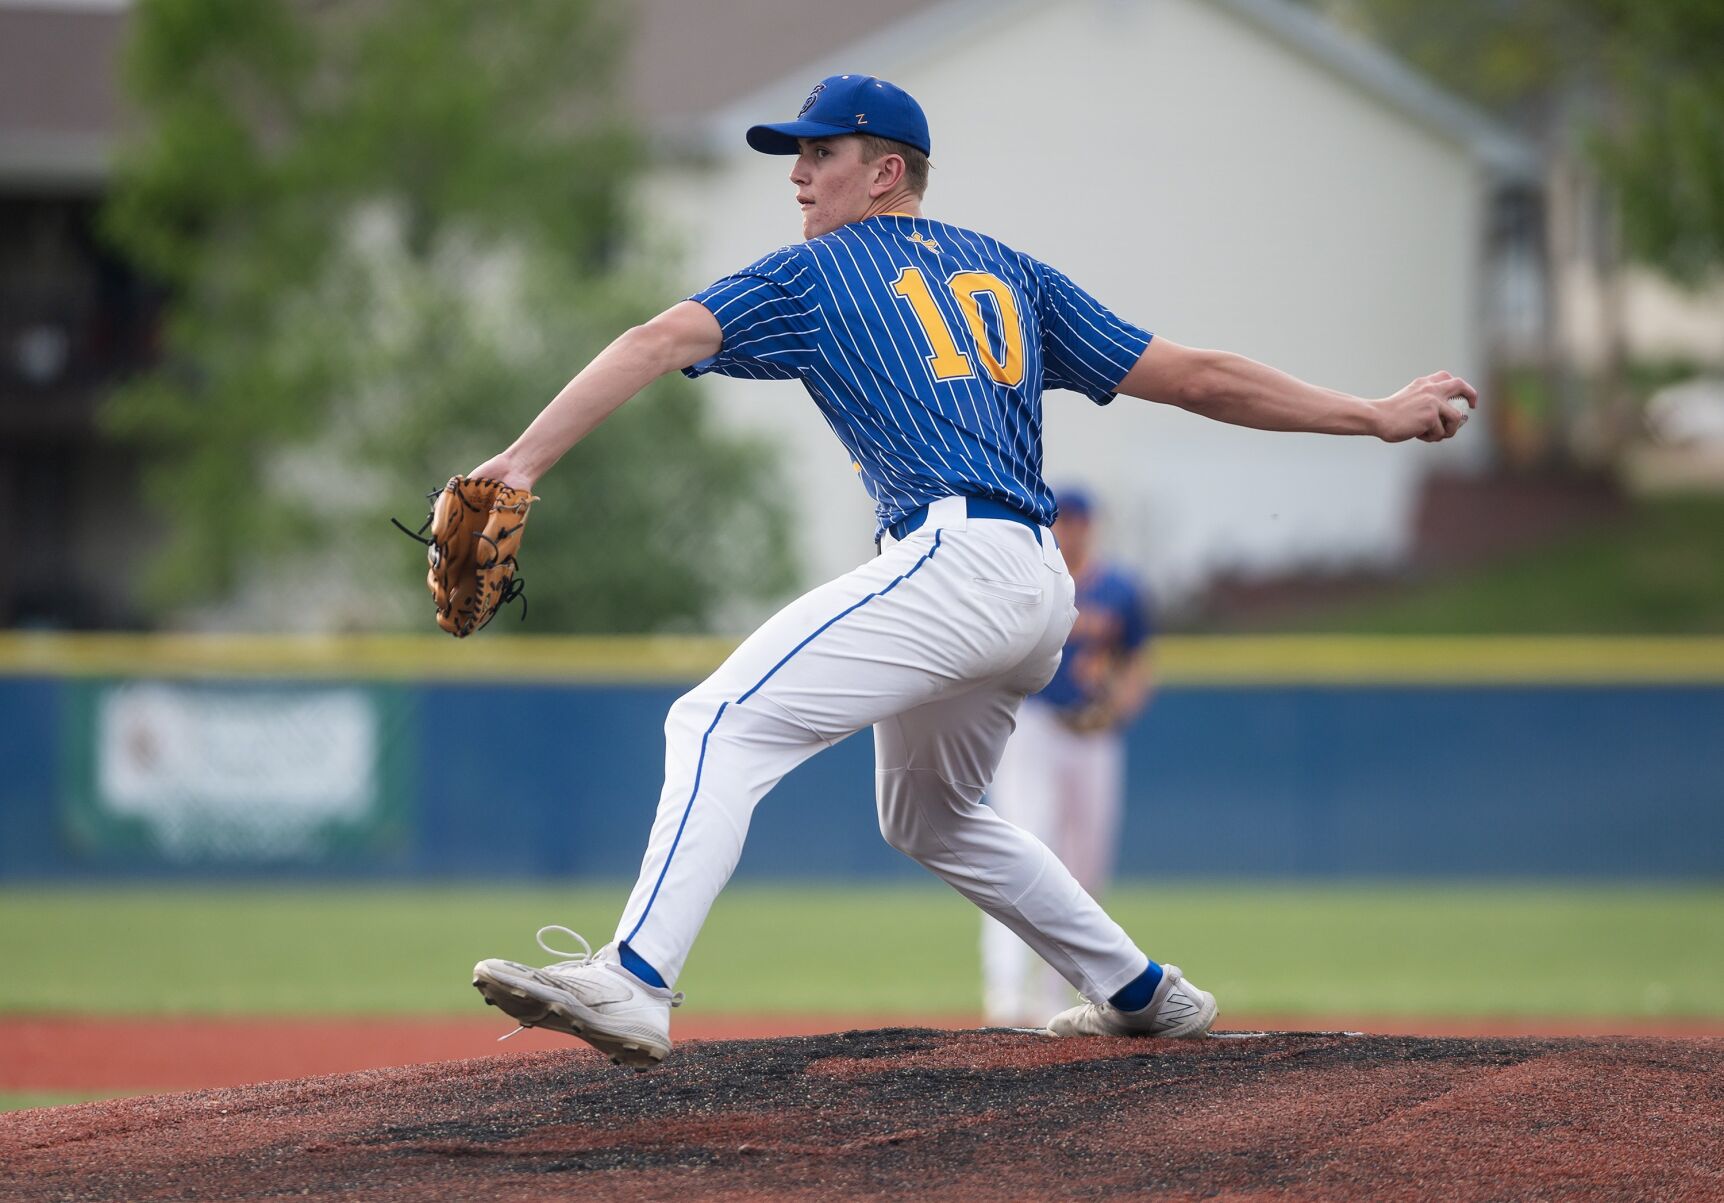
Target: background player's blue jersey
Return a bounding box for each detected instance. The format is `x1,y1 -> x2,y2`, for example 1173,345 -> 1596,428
1037,563 -> 1154,721
684,214 -> 1151,534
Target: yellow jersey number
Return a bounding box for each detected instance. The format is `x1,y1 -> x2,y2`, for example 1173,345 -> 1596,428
891,267 -> 1026,388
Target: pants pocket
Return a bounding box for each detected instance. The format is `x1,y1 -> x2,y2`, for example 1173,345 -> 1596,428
973,577 -> 1043,606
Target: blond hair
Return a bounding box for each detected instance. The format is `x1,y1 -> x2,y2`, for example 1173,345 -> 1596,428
856,134 -> 930,197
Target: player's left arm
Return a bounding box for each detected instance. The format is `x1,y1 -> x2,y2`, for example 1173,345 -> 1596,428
1109,649 -> 1153,724
469,301 -> 723,489
1116,336 -> 1476,444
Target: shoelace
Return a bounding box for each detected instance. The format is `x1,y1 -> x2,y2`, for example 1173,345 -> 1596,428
535,924 -> 597,970
496,925 -> 683,1043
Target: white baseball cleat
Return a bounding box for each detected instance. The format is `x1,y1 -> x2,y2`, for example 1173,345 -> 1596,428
1045,964 -> 1218,1039
472,926 -> 683,1069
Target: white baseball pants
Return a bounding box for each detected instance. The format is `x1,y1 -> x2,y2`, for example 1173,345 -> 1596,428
612,496 -> 1149,1002
981,697 -> 1127,1024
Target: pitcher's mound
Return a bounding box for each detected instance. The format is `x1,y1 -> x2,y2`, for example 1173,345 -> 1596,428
4,1028 -> 1718,1201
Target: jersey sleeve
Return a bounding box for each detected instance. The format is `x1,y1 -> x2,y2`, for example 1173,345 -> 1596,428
682,247 -> 815,382
1034,263 -> 1152,405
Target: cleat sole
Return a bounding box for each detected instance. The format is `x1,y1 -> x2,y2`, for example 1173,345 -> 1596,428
471,969 -> 667,1069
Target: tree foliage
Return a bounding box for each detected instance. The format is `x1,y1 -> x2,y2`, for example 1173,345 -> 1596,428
1323,0 -> 1724,284
1590,1 -> 1724,286
104,0 -> 795,631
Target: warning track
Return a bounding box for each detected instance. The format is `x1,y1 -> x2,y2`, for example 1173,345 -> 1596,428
3,1029 -> 1720,1202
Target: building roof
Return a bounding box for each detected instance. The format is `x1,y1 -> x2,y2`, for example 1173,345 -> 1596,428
0,1 -> 129,186
1212,0 -> 1535,180
694,0 -> 1536,180
624,0 -> 933,130
0,0 -> 1535,185
0,0 -> 935,183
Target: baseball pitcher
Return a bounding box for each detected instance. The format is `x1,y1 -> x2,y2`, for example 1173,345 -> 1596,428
468,75 -> 1475,1066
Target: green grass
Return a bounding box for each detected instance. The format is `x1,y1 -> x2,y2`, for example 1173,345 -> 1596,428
2,884 -> 1720,1019
0,1090 -> 132,1113
1284,495 -> 1724,634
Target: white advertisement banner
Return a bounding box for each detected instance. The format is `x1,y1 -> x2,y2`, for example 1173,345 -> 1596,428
90,682 -> 384,860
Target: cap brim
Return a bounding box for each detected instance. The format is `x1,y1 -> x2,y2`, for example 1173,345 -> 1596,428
745,120 -> 857,154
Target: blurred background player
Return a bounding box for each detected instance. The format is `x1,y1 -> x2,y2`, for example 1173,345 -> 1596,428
982,488 -> 1155,1026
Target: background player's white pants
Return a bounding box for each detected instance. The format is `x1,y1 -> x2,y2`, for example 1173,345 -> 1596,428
981,697 -> 1127,1025
611,498 -> 1148,1002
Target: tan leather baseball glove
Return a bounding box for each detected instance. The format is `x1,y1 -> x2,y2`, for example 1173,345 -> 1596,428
1055,700 -> 1117,735
396,476 -> 539,637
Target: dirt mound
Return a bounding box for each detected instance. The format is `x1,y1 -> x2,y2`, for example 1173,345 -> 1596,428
3,1029 -> 1719,1202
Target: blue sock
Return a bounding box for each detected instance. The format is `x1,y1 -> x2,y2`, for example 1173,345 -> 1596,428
1109,960 -> 1164,1013
618,941 -> 667,989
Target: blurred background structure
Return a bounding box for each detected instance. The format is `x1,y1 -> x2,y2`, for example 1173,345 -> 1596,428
0,0 -> 1719,1109
3,0 -> 1722,631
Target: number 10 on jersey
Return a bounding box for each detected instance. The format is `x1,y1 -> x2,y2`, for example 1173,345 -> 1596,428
891,267 -> 1026,387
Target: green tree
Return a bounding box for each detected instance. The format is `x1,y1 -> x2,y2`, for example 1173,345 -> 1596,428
104,0 -> 795,632
1590,1 -> 1724,286
1324,0 -> 1724,284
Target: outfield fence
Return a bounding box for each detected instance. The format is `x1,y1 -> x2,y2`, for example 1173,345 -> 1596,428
1,634 -> 1720,881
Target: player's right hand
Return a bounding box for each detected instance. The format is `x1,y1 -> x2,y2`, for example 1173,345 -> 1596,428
1373,372 -> 1478,443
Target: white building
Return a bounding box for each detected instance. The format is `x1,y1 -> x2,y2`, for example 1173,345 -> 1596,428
643,0 -> 1538,605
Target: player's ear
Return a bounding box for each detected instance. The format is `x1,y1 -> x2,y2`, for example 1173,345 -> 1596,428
869,152 -> 906,197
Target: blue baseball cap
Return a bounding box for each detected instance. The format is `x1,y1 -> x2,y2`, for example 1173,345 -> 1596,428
747,74 -> 931,156
1054,486 -> 1096,520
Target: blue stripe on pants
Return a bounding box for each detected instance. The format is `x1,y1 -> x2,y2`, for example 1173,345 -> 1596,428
624,532 -> 946,945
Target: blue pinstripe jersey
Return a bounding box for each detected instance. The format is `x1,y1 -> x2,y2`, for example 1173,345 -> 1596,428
684,214 -> 1151,534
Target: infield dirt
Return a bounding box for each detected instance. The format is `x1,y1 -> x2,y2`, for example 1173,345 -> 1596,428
8,1012 -> 1720,1094
4,1028 -> 1720,1202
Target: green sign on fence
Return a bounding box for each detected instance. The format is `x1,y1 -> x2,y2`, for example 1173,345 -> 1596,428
62,681 -> 412,864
